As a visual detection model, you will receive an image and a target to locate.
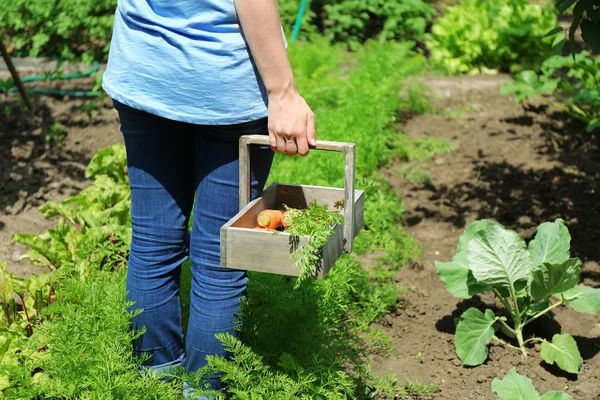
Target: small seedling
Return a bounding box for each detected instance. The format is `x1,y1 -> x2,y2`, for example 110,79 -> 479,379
416,352 -> 424,363
45,122 -> 66,142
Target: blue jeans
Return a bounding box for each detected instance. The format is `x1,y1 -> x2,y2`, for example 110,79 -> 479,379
113,100 -> 273,390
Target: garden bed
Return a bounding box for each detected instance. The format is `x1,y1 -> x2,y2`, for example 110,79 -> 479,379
1,71 -> 599,398
369,74 -> 600,399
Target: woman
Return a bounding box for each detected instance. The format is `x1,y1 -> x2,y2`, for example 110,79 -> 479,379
102,0 -> 315,395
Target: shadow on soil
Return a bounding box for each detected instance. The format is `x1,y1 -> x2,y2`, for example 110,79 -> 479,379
0,95 -> 93,219
422,110 -> 600,265
435,296 -> 500,334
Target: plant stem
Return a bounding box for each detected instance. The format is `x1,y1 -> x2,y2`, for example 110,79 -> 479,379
492,336 -> 521,351
492,288 -> 513,314
496,317 -> 517,337
505,283 -> 527,357
16,293 -> 33,336
522,337 -> 545,346
522,300 -> 565,328
515,329 -> 527,357
2,298 -> 12,326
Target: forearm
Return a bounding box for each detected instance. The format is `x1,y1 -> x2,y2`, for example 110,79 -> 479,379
234,0 -> 294,96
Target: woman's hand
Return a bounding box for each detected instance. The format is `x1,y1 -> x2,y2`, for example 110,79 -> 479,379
267,86 -> 316,157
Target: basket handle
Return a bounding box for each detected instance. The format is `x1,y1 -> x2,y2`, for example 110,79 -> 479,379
239,134 -> 356,253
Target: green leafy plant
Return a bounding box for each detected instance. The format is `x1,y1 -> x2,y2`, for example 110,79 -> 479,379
0,0 -> 115,62
427,0 -> 557,74
13,170 -> 131,279
284,201 -> 344,287
45,122 -> 66,142
492,368 -> 572,399
436,219 -> 600,374
501,51 -> 600,132
279,0 -> 435,47
368,372 -> 439,399
76,99 -> 103,124
545,0 -> 600,55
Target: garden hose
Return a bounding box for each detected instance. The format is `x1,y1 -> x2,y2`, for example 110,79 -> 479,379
290,0 -> 308,43
5,0 -> 307,98
5,60 -> 101,97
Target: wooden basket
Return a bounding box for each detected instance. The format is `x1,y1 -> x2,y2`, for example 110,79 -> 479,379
220,135 -> 364,278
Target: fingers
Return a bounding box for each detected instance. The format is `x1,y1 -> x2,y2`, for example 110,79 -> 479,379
269,131 -> 278,153
306,111 -> 316,147
267,92 -> 315,157
276,134 -> 286,154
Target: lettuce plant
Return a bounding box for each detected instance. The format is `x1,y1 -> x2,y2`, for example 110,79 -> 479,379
436,219 -> 600,374
427,0 -> 556,74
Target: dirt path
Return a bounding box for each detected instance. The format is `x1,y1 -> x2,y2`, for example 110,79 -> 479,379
370,75 -> 600,399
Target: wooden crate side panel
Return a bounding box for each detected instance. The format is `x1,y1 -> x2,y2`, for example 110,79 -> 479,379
223,228 -> 306,276
316,224 -> 344,278
276,184 -> 346,210
353,190 -> 365,235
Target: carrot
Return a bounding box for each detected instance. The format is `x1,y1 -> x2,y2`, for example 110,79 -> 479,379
282,209 -> 301,229
257,209 -> 283,229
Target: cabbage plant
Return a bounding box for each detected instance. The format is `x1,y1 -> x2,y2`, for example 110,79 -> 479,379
436,219 -> 600,374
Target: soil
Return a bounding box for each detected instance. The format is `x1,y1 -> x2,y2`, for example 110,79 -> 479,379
1,70 -> 599,399
0,75 -> 123,278
368,74 -> 600,400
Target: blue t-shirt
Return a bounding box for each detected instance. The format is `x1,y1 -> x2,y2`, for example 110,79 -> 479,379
103,0 -> 283,125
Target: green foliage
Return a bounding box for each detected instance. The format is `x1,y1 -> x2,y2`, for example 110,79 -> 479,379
45,122 -> 66,143
3,41 -> 447,398
427,0 -> 557,74
501,51 -> 600,132
436,219 -> 600,374
0,0 -> 115,62
85,143 -> 128,183
1,0 -> 434,62
397,163 -> 432,185
284,201 -> 344,287
279,0 -> 435,47
492,368 -> 572,400
3,269 -> 180,399
546,0 -> 600,54
361,373 -> 439,399
12,173 -> 131,279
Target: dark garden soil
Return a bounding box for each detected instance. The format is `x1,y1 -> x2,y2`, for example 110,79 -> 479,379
368,74 -> 600,400
1,71 -> 599,399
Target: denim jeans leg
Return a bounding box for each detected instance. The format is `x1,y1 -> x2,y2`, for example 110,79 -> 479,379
116,101 -> 195,369
185,121 -> 273,389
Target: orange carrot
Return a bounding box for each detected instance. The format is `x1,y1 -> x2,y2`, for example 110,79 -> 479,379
257,209 -> 283,229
